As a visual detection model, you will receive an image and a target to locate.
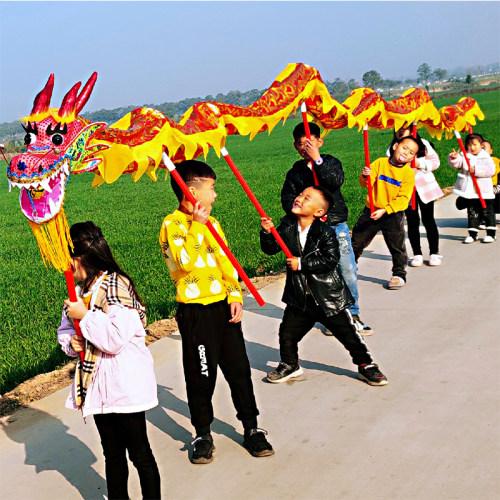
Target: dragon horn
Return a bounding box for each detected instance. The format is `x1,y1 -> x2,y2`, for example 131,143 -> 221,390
75,72 -> 98,115
31,74 -> 55,115
58,81 -> 82,118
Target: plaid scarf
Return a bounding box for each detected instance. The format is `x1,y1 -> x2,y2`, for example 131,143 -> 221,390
64,272 -> 146,409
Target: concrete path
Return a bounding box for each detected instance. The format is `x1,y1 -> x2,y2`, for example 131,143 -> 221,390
1,194 -> 499,500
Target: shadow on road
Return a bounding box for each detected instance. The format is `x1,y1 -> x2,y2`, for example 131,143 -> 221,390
147,385 -> 243,452
245,339 -> 359,382
1,408 -> 106,499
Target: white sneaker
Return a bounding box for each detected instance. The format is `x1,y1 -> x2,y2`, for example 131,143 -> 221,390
483,235 -> 496,243
463,236 -> 476,244
429,254 -> 442,266
410,255 -> 423,267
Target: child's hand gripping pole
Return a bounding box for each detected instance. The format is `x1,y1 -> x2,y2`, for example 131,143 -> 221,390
300,102 -> 320,186
454,130 -> 486,209
410,122 -> 418,210
64,269 -> 85,363
162,153 -> 266,307
220,148 -> 294,259
362,125 -> 375,214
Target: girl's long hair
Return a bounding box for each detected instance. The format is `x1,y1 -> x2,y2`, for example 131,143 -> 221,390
69,221 -> 141,300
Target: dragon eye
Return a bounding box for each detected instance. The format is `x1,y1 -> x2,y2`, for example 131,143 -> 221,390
51,134 -> 64,146
24,133 -> 37,146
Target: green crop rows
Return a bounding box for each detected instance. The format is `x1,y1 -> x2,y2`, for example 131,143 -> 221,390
1,90 -> 498,393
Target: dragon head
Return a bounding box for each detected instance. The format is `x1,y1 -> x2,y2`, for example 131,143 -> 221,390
8,73 -> 104,223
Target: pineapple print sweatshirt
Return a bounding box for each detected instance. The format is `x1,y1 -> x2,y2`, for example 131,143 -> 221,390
159,210 -> 243,305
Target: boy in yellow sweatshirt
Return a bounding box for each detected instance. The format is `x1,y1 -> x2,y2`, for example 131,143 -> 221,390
159,160 -> 273,464
351,136 -> 421,289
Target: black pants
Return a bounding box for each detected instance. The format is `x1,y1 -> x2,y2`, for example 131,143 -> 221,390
405,192 -> 439,255
352,207 -> 408,280
279,296 -> 373,367
176,300 -> 259,433
467,198 -> 496,235
94,412 -> 161,500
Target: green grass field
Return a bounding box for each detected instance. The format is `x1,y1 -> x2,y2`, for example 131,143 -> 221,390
1,90 -> 499,393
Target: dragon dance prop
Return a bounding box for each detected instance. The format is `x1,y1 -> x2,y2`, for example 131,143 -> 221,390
161,152 -> 265,306
7,63 -> 486,306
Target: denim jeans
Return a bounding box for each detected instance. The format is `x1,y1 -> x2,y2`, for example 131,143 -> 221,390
333,222 -> 360,316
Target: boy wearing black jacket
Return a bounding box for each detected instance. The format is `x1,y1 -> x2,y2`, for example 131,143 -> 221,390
260,186 -> 387,386
281,122 -> 373,335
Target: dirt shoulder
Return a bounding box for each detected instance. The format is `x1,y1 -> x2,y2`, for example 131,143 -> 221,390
0,273 -> 284,417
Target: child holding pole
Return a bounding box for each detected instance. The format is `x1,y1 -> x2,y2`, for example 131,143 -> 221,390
58,221 -> 161,500
159,159 -> 273,464
387,128 -> 443,267
448,133 -> 496,243
281,122 -> 373,335
351,136 -> 421,289
261,186 -> 388,386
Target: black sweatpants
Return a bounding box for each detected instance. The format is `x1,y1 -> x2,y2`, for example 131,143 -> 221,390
279,295 -> 373,367
94,412 -> 161,500
352,207 -> 408,280
405,192 -> 440,255
176,300 -> 259,433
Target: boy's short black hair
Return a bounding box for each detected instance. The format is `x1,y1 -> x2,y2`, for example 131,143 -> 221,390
293,122 -> 321,141
310,185 -> 333,213
465,133 -> 484,149
170,159 -> 216,202
394,135 -> 425,158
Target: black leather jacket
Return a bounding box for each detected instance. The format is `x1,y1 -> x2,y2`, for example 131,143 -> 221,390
260,215 -> 353,316
281,154 -> 348,226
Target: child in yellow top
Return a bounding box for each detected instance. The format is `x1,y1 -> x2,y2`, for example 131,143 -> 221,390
159,159 -> 273,464
482,140 -> 500,222
351,136 -> 421,289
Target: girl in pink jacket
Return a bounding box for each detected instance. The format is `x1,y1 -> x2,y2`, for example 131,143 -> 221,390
448,133 -> 496,243
58,221 -> 161,499
387,128 -> 444,267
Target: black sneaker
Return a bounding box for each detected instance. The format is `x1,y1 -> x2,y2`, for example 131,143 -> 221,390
352,314 -> 374,336
267,361 -> 303,383
243,428 -> 275,457
190,434 -> 215,464
358,364 -> 388,386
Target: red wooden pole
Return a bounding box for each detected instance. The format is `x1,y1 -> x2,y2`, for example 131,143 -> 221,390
300,102 -> 320,186
363,125 -> 375,214
454,130 -> 486,209
221,148 -> 294,259
410,122 -> 418,210
162,153 -> 265,306
64,269 -> 84,363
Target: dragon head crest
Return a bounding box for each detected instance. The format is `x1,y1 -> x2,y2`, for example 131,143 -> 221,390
8,73 -> 103,224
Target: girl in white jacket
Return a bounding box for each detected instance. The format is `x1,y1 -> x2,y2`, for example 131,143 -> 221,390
58,221 -> 161,499
448,133 -> 496,243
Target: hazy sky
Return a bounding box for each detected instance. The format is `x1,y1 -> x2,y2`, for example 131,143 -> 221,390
1,1 -> 499,123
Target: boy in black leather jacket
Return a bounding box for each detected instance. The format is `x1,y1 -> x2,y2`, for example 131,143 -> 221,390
281,122 -> 373,336
260,186 -> 388,386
